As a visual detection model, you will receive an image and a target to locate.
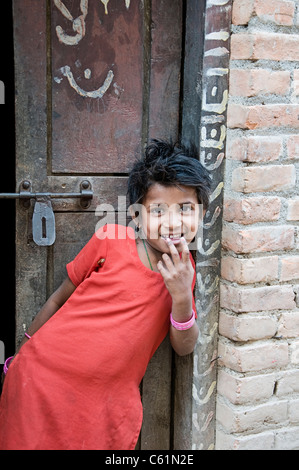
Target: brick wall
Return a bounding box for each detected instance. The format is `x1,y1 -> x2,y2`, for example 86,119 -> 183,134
216,0 -> 299,450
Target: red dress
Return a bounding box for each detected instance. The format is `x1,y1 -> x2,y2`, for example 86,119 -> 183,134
0,224 -> 196,450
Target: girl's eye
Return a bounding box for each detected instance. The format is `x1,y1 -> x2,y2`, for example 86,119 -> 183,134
181,205 -> 193,213
150,206 -> 165,215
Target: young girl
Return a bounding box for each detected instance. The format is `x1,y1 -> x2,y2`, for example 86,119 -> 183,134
0,139 -> 211,450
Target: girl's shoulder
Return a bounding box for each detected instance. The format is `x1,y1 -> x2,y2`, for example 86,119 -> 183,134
67,224 -> 136,286
95,223 -> 135,245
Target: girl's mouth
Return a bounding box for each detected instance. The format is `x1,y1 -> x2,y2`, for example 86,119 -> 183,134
161,234 -> 184,245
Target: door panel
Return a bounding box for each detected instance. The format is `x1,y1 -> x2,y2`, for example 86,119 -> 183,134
13,0 -> 192,450
51,0 -> 144,173
148,0 -> 182,139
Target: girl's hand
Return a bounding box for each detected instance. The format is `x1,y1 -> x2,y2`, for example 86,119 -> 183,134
157,237 -> 194,307
158,237 -> 199,356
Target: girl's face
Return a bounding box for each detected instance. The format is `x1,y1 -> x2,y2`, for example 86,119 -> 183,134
138,183 -> 202,254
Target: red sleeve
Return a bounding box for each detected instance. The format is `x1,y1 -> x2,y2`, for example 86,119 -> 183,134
66,225 -> 108,287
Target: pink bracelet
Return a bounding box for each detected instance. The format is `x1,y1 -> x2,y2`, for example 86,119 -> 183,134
3,356 -> 14,375
170,309 -> 196,331
25,333 -> 31,339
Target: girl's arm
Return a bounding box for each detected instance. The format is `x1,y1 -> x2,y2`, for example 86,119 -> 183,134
157,238 -> 199,356
169,298 -> 199,356
17,276 -> 76,352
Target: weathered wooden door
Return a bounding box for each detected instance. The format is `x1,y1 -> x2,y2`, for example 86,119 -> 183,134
13,0 -> 204,449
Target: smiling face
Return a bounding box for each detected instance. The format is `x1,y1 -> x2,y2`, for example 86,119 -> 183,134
137,183 -> 202,254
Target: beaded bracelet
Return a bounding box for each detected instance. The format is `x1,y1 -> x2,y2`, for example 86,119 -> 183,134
170,309 -> 195,331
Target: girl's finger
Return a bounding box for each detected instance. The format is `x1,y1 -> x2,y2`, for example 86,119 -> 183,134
161,253 -> 176,273
180,237 -> 190,264
157,260 -> 170,279
165,238 -> 180,265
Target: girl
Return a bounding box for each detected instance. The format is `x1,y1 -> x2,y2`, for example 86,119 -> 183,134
0,139 -> 211,450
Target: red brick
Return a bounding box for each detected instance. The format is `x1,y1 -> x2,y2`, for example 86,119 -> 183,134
255,0 -> 295,26
276,370 -> 299,396
273,428 -> 299,450
287,198 -> 299,220
217,369 -> 276,405
226,137 -> 247,161
220,283 -> 296,313
227,103 -> 248,128
232,0 -> 295,26
278,312 -> 299,338
293,70 -> 299,96
229,69 -> 290,97
228,103 -> 299,130
290,341 -> 299,365
221,256 -> 279,284
289,399 -> 299,424
286,135 -> 299,159
232,0 -> 255,25
218,340 -> 289,372
219,311 -> 277,341
231,165 -> 296,193
222,225 -> 295,253
227,136 -> 283,162
217,399 -> 288,433
216,429 -> 275,450
280,256 -> 299,281
231,34 -> 254,60
223,197 -> 281,224
231,33 -> 299,61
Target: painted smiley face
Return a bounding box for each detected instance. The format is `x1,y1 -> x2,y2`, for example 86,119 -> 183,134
53,0 -> 131,99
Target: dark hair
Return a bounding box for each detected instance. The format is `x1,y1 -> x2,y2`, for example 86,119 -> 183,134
127,139 -> 211,210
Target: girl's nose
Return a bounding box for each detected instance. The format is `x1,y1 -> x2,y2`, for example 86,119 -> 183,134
162,207 -> 182,232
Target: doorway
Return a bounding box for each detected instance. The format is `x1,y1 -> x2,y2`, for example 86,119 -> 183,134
11,0 -> 207,449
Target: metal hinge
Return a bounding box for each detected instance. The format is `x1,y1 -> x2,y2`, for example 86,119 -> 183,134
0,180 -> 93,246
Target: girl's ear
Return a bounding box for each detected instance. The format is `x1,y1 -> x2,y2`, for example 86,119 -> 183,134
129,204 -> 141,230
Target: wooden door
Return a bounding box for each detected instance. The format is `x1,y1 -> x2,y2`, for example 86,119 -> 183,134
13,0 -> 203,450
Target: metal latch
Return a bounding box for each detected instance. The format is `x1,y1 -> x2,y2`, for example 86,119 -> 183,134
32,197 -> 56,246
0,180 -> 93,246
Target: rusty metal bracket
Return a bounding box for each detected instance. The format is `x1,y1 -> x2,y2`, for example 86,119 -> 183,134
0,180 -> 93,246
0,180 -> 93,205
